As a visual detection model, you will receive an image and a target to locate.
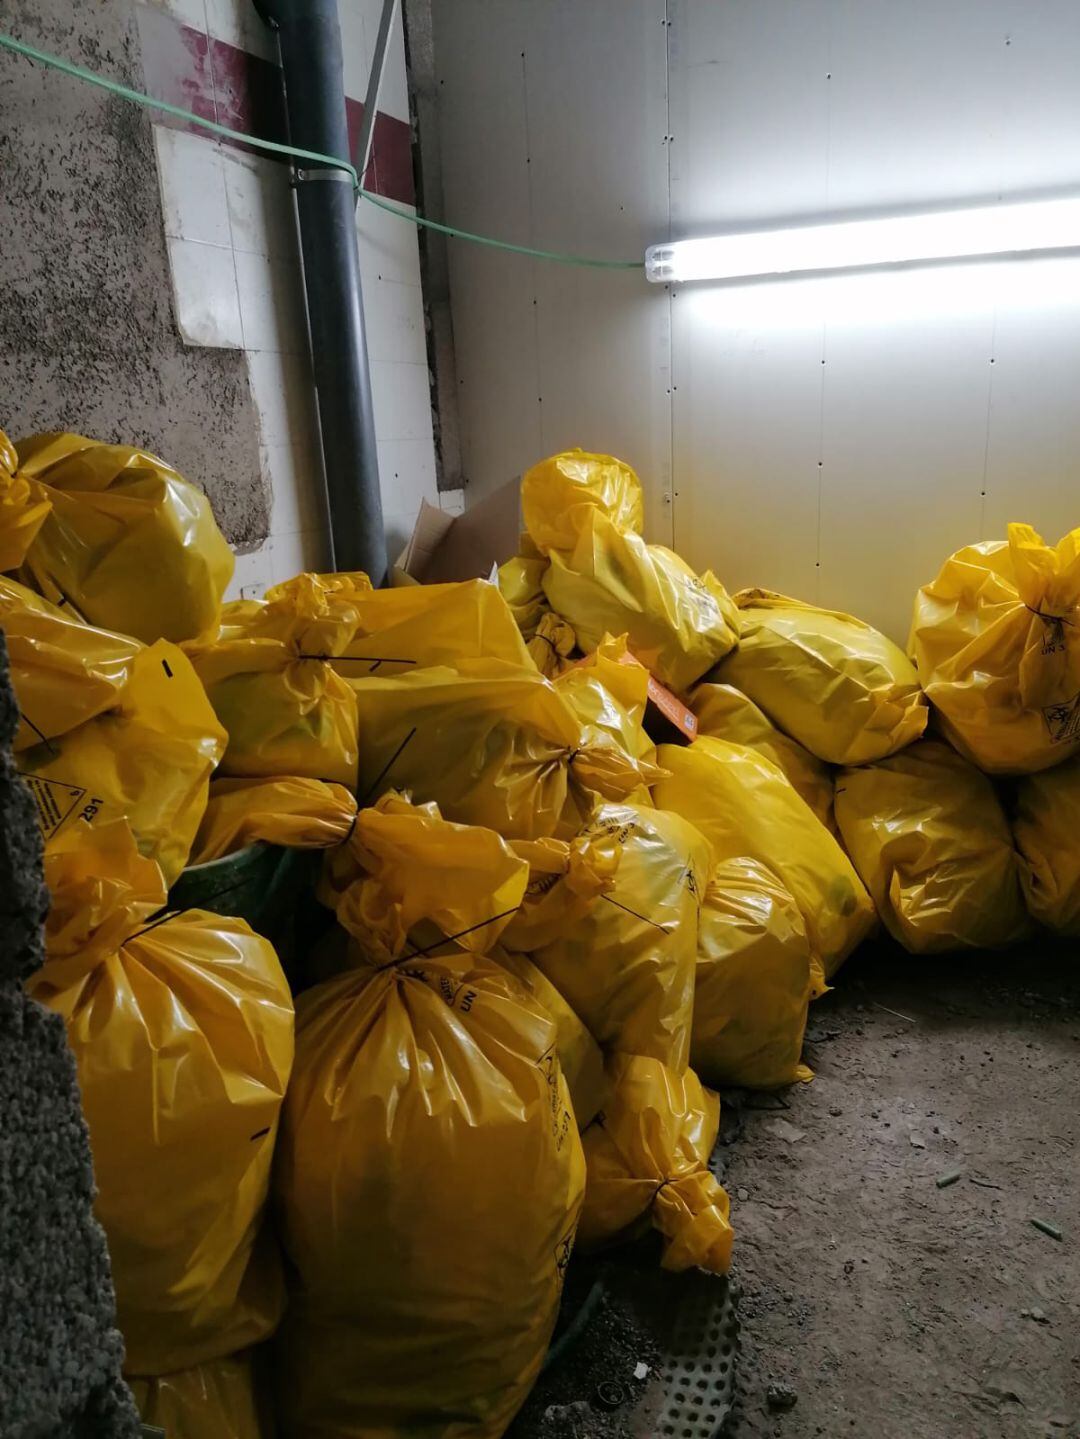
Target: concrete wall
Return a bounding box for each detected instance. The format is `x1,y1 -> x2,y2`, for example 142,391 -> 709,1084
0,0 -> 267,548
430,0 -> 1080,643
0,0 -> 447,599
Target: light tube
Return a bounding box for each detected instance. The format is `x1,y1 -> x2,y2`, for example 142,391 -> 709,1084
645,196 -> 1080,284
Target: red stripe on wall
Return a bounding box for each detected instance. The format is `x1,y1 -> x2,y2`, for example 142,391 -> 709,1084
138,7 -> 414,206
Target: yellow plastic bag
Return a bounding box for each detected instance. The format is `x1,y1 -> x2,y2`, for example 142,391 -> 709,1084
654,737 -> 875,994
30,820 -> 294,1375
0,576 -> 142,751
493,947 -> 608,1127
187,572 -> 364,785
17,639 -> 226,885
556,635 -> 658,767
1014,757 -> 1080,933
321,573 -> 533,677
498,548 -> 549,638
350,659 -> 656,840
692,859 -> 813,1089
579,1054 -> 733,1274
522,450 -> 740,691
716,589 -> 927,765
0,427 -> 51,572
191,776 -> 357,864
691,680 -> 834,831
502,802 -> 710,1070
834,739 -> 1030,953
910,523 -> 1080,774
274,798 -> 585,1439
16,431 -> 233,644
528,608 -> 577,677
128,1353 -> 267,1439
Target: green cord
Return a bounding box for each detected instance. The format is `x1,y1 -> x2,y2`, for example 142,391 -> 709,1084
0,30 -> 642,273
361,190 -> 641,269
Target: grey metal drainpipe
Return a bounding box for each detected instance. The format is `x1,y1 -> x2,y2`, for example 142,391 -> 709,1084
255,0 -> 388,585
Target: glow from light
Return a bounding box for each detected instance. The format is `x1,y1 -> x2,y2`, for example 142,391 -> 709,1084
681,256 -> 1080,331
645,196 -> 1080,284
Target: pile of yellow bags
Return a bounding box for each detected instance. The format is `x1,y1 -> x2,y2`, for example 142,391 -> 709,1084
522,450 -> 739,690
911,522 -> 1080,774
34,425 -> 1080,1439
14,431 -> 234,643
717,589 -> 927,765
30,820 -> 294,1377
654,736 -> 875,994
274,795 -> 585,1439
835,740 -> 1029,953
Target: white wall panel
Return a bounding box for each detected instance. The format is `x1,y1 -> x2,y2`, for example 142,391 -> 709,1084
433,0 -> 541,501
670,0 -> 832,228
433,0 -> 672,538
670,282 -> 826,601
982,259 -> 1080,542
816,269 -> 994,639
435,0 -> 1080,638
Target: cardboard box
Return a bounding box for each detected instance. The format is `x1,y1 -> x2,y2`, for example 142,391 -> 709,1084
395,480 -> 522,585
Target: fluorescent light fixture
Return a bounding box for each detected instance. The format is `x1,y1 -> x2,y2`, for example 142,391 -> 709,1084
645,196 -> 1080,284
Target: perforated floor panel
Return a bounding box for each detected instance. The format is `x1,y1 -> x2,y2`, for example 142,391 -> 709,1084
650,1268 -> 740,1439
508,1237 -> 740,1438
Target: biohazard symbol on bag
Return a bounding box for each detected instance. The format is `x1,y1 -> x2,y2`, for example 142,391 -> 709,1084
1043,694 -> 1080,744
554,1227 -> 575,1283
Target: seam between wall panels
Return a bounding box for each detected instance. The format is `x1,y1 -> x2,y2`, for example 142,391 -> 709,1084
663,0 -> 676,548
815,24 -> 835,604
979,306 -> 999,537
520,43 -> 545,458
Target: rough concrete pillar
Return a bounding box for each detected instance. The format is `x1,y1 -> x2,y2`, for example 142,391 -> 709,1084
0,628 -> 141,1438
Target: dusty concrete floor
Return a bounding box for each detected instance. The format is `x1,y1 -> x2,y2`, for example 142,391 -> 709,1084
728,939 -> 1080,1439
520,939 -> 1080,1439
